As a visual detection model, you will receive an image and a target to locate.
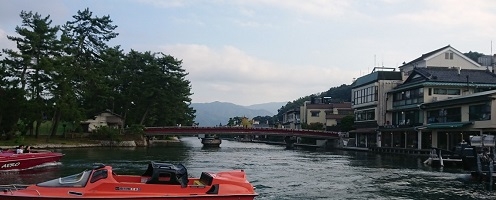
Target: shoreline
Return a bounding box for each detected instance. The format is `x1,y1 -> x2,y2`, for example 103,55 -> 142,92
0,138 -> 181,150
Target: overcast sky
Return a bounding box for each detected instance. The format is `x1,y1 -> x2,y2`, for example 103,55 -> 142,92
1,0 -> 496,106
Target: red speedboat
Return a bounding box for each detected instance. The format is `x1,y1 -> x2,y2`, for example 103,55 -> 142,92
0,151 -> 63,171
0,161 -> 258,199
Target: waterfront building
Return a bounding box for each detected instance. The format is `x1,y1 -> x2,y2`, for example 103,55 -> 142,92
351,45 -> 496,152
381,67 -> 496,150
350,67 -> 403,147
398,45 -> 485,77
282,108 -> 301,129
80,109 -> 124,132
299,98 -> 352,131
380,45 -> 496,151
418,90 -> 496,150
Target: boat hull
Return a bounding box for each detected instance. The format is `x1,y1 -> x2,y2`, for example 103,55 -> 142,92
0,195 -> 257,200
0,152 -> 63,171
0,162 -> 257,200
201,138 -> 222,147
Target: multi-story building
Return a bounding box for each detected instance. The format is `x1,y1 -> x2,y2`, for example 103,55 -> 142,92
379,45 -> 496,150
299,98 -> 352,131
350,67 -> 403,147
418,90 -> 496,150
398,45 -> 484,77
325,102 -> 353,131
282,108 -> 300,129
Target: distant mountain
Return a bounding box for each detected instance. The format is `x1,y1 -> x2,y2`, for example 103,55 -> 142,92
246,102 -> 286,114
191,101 -> 279,127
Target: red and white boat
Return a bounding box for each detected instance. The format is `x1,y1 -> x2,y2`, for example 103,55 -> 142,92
0,161 -> 258,199
0,151 -> 63,171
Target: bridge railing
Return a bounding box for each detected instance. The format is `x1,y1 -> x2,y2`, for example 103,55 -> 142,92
144,126 -> 341,138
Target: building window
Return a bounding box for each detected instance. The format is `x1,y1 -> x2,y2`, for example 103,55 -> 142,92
310,111 -> 320,117
352,85 -> 378,106
445,52 -> 453,60
427,107 -> 461,123
469,103 -> 491,121
433,88 -> 460,95
355,109 -> 375,121
392,88 -> 424,107
392,110 -> 422,126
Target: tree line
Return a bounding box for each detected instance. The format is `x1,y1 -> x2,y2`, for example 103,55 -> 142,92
0,9 -> 195,138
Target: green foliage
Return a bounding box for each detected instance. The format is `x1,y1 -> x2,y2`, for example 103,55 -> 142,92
321,84 -> 353,102
227,117 -> 241,126
14,134 -> 24,144
464,51 -> 485,63
276,84 -> 352,123
1,9 -> 195,139
91,126 -> 120,141
339,115 -> 355,132
126,124 -> 145,135
303,122 -> 325,130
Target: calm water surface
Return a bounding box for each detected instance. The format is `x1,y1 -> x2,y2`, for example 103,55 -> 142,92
1,137 -> 495,199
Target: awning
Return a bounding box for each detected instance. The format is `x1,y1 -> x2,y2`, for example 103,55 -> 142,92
349,128 -> 377,133
416,121 -> 473,130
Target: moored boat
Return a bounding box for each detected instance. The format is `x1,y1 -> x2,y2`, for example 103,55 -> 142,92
0,161 -> 258,199
0,151 -> 63,171
201,134 -> 222,147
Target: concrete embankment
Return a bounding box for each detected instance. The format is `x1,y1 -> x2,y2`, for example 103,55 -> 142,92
1,137 -> 181,149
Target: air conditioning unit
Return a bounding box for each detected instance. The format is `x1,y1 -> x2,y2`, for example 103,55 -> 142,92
432,97 -> 438,102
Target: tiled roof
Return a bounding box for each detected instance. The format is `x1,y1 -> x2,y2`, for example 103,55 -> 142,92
416,67 -> 496,83
394,67 -> 496,91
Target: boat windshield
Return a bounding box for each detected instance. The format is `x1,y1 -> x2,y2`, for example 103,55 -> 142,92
37,170 -> 92,188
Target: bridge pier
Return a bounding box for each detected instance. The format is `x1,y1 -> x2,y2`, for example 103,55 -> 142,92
284,136 -> 297,149
324,138 -> 340,149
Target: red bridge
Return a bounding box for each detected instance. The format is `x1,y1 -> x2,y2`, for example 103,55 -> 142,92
144,126 -> 341,138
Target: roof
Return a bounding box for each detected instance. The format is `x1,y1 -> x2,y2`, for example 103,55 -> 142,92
399,45 -> 481,68
421,89 -> 496,109
401,45 -> 451,67
415,67 -> 496,84
352,70 -> 403,88
306,102 -> 352,109
96,109 -> 123,118
416,122 -> 473,130
390,67 -> 496,92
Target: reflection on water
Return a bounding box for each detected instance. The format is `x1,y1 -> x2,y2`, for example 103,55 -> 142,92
1,137 -> 496,199
0,163 -> 61,185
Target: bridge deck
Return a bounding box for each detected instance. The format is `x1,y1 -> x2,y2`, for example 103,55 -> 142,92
144,126 -> 341,138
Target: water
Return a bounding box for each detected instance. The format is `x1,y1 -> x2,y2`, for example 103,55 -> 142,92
1,137 -> 496,199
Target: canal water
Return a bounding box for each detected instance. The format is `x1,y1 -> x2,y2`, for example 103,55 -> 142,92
1,137 -> 496,199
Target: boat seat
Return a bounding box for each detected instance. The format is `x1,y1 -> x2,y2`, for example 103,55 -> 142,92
199,172 -> 213,186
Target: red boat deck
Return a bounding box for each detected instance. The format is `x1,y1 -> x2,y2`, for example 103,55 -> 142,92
0,151 -> 63,171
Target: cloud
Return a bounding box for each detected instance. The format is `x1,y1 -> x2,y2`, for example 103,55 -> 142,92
136,0 -> 359,19
160,44 -> 356,105
135,0 -> 188,8
0,29 -> 17,51
394,0 -> 496,34
250,0 -> 355,18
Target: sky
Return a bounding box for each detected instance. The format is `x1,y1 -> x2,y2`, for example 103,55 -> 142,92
1,0 -> 496,106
